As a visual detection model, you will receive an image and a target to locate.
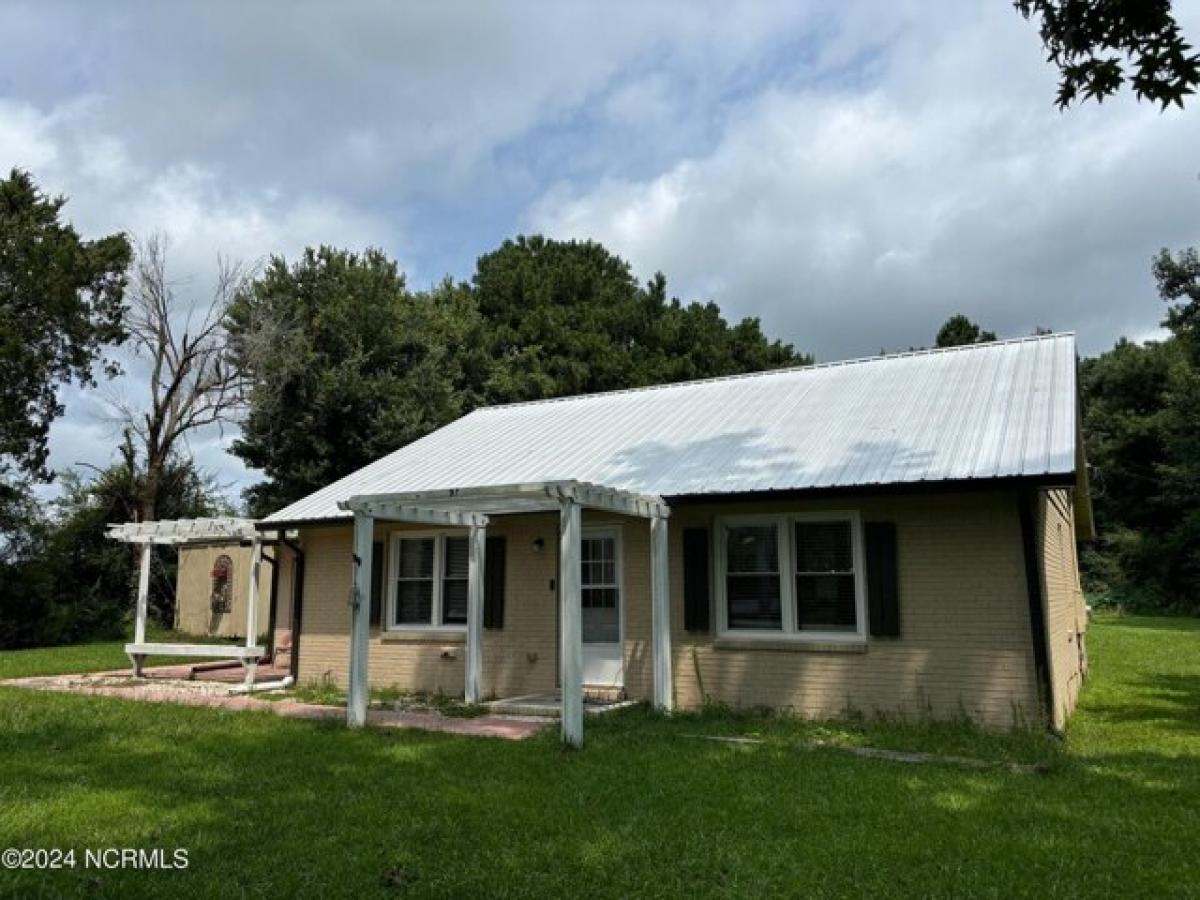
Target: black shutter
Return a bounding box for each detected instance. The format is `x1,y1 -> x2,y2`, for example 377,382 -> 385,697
484,536 -> 506,629
865,522 -> 899,637
683,527 -> 711,632
369,541 -> 384,626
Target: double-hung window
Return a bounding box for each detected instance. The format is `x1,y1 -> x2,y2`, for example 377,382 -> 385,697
389,533 -> 470,630
717,512 -> 865,641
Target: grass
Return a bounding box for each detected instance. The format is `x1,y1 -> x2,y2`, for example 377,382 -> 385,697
0,614 -> 1196,898
289,676 -> 490,717
0,626 -> 240,680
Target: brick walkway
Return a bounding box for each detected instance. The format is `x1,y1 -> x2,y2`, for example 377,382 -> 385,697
2,669 -> 548,741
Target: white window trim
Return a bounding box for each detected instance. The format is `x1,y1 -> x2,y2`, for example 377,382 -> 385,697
581,525 -> 623,648
715,511 -> 868,643
385,529 -> 469,632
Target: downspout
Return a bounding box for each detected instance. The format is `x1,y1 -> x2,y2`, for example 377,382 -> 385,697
262,548 -> 280,664
283,538 -> 306,683
1017,488 -> 1055,731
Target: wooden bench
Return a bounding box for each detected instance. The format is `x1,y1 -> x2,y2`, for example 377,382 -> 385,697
125,642 -> 265,684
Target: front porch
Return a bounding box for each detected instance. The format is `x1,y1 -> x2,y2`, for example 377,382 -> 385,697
337,480 -> 674,746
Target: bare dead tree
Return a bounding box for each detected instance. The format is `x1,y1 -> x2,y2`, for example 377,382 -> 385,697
110,235 -> 251,522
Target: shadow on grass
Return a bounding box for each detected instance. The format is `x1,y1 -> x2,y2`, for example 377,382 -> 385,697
1083,671 -> 1200,737
2,689 -> 1199,898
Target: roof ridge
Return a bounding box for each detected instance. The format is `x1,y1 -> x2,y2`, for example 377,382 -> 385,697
476,331 -> 1076,413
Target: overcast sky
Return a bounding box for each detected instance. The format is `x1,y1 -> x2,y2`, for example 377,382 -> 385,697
3,1 -> 1198,506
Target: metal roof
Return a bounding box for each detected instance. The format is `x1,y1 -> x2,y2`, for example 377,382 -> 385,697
264,332 -> 1080,524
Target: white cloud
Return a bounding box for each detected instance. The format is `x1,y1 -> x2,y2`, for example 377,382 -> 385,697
1,96 -> 395,505
6,0 -> 1200,510
530,2 -> 1200,359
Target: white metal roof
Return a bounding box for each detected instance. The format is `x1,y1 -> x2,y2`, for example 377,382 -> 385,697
264,333 -> 1080,524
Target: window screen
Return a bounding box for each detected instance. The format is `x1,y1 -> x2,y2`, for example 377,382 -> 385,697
794,521 -> 856,631
394,537 -> 435,625
725,524 -> 782,630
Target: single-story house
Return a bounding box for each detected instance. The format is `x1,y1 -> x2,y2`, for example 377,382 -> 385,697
247,332 -> 1090,744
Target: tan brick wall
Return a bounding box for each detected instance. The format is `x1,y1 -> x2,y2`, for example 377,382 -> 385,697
1037,488 -> 1088,730
293,490 -> 1044,727
295,517 -> 563,698
175,544 -> 272,639
665,492 -> 1041,728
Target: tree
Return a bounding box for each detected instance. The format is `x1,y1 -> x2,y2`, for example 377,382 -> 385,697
1015,0 -> 1200,109
232,236 -> 809,516
1076,247 -> 1200,612
227,247 -> 473,516
0,169 -> 131,527
935,314 -> 997,348
0,436 -> 224,648
1150,247 -> 1200,599
471,235 -> 806,403
110,235 -> 248,522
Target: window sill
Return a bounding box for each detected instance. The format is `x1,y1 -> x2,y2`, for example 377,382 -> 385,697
380,629 -> 466,644
714,637 -> 867,654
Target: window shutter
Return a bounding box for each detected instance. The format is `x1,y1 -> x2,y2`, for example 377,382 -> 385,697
683,527 -> 711,632
369,540 -> 385,626
865,522 -> 899,637
484,536 -> 506,629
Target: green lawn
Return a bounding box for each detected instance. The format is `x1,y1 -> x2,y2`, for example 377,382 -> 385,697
0,628 -> 254,680
0,615 -> 1196,898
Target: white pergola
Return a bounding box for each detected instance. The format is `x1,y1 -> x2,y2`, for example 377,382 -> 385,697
338,480 -> 673,747
105,517 -> 286,686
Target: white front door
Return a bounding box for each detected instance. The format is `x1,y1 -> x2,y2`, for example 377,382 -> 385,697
581,528 -> 623,688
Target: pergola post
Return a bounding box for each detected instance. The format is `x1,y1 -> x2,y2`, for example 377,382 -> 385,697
559,496 -> 583,747
132,544 -> 152,676
464,524 -> 486,703
244,535 -> 263,687
650,514 -> 673,711
348,510 -> 374,728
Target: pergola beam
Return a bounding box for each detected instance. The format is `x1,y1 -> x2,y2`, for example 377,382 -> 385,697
339,480 -> 669,522
106,517 -> 260,544
338,499 -> 489,528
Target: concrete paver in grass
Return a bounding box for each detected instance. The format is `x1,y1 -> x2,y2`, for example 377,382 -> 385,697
1,669 -> 548,741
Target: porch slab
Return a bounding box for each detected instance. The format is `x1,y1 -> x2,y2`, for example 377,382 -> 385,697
487,692 -> 639,718
1,671 -> 549,741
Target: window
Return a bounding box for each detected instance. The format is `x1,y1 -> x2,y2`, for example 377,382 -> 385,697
581,534 -> 619,643
389,533 -> 471,629
793,521 -> 856,631
718,512 -> 865,641
724,524 -> 782,629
